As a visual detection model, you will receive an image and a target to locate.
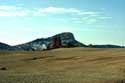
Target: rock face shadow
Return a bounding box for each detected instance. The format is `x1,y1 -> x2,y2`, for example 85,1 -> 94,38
50,37 -> 62,49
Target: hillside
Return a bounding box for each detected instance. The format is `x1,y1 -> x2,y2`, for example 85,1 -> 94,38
14,32 -> 86,50
0,42 -> 13,50
0,32 -> 86,51
0,32 -> 123,51
0,48 -> 125,83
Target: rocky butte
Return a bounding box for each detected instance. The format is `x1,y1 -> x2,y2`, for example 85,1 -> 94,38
13,32 -> 86,51
10,32 -> 86,51
0,32 -> 123,51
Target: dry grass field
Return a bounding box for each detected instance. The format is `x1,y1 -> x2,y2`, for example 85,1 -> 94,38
0,48 -> 125,83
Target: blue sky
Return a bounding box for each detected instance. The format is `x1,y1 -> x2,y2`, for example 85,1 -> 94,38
0,0 -> 124,46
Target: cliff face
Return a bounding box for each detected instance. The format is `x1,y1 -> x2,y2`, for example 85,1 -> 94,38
14,32 -> 86,51
49,32 -> 85,49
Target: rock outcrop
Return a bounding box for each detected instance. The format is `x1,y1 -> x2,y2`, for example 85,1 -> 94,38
50,37 -> 62,49
0,32 -> 123,51
50,32 -> 85,48
14,32 -> 86,51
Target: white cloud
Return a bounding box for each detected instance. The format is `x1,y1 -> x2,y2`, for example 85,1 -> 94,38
0,6 -> 100,17
33,7 -> 102,24
0,6 -> 30,16
99,16 -> 112,19
0,6 -> 33,16
73,16 -> 112,25
33,11 -> 47,16
0,6 -> 112,24
0,6 -> 17,10
33,7 -> 80,16
38,7 -> 80,14
34,7 -> 99,17
78,11 -> 98,16
73,18 -> 98,24
0,11 -> 28,16
34,7 -> 112,25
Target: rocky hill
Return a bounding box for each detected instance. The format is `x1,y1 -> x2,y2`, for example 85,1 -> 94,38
0,32 -> 123,51
1,32 -> 86,51
0,42 -> 13,50
88,44 -> 123,48
13,32 -> 86,51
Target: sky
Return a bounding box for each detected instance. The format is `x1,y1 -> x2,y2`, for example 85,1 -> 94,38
0,0 -> 124,46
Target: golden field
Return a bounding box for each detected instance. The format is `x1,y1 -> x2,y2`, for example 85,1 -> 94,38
0,48 -> 125,83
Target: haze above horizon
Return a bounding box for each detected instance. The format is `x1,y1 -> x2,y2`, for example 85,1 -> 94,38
0,0 -> 124,46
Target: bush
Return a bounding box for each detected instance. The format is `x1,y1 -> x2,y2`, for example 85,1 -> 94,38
0,67 -> 7,70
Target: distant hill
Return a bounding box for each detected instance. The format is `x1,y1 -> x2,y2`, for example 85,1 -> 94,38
88,44 -> 123,48
13,32 -> 86,51
0,32 -> 86,51
0,42 -> 13,50
0,32 -> 123,51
